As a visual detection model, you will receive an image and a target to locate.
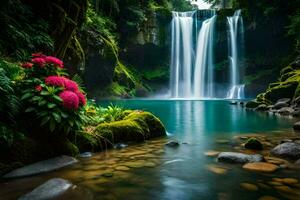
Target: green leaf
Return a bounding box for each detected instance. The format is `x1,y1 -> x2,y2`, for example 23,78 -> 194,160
53,95 -> 62,102
52,112 -> 61,123
21,93 -> 32,100
49,119 -> 56,132
61,112 -> 68,119
25,107 -> 35,113
40,91 -> 50,96
68,119 -> 74,127
38,100 -> 47,106
40,116 -> 50,126
32,96 -> 42,101
47,103 -> 56,109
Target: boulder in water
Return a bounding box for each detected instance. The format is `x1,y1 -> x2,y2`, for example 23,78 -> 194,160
217,152 -> 264,163
242,162 -> 278,173
19,178 -> 73,200
271,142 -> 300,159
3,156 -> 78,178
165,140 -> 180,147
244,138 -> 263,150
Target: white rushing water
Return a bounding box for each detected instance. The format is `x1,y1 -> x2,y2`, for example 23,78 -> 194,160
170,10 -> 216,98
226,10 -> 245,99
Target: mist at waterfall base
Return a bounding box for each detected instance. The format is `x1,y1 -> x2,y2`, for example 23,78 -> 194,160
169,9 -> 245,100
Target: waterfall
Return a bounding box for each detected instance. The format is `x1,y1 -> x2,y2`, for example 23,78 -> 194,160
194,13 -> 216,98
170,10 -> 216,98
170,11 -> 195,98
226,10 -> 245,99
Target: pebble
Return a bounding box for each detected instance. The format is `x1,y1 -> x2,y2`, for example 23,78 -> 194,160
258,196 -> 279,200
242,162 -> 278,173
240,183 -> 258,191
204,151 -> 220,157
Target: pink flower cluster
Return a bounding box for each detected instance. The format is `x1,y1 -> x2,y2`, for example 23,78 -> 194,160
45,75 -> 86,110
21,53 -> 64,68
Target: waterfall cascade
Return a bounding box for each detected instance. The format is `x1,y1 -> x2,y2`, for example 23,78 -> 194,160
170,10 -> 216,98
170,9 -> 244,99
226,10 -> 245,99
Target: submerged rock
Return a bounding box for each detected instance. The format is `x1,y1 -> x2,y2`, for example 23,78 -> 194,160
244,138 -> 263,150
242,162 -> 278,173
258,196 -> 279,200
229,101 -> 238,105
3,156 -> 78,178
19,178 -> 73,200
165,140 -> 179,147
217,152 -> 264,164
271,142 -> 300,159
79,152 -> 92,158
114,143 -> 128,149
240,182 -> 258,191
204,150 -> 220,157
293,121 -> 300,131
206,164 -> 228,175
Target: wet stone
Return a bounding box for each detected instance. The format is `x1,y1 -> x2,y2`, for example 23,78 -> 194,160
3,156 -> 78,178
102,173 -> 114,178
258,196 -> 279,200
165,141 -> 180,147
274,185 -> 295,194
19,178 -> 73,200
218,152 -> 264,163
242,162 -> 278,173
204,150 -> 220,157
206,165 -> 228,175
115,166 -> 130,171
240,183 -> 258,191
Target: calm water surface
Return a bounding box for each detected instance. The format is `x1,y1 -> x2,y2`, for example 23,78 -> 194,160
1,100 -> 299,200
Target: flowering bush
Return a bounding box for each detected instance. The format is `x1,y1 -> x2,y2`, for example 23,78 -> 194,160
21,53 -> 66,77
20,53 -> 86,134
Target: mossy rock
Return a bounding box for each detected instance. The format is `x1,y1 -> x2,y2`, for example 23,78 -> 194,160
245,101 -> 261,109
81,111 -> 166,151
264,81 -> 298,103
280,66 -> 294,76
74,131 -> 105,152
280,71 -> 297,82
244,138 -> 263,150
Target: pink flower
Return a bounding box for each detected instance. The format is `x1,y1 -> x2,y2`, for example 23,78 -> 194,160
75,90 -> 86,106
35,85 -> 42,92
59,91 -> 79,110
31,57 -> 46,67
32,53 -> 46,58
45,56 -> 64,68
21,62 -> 33,68
45,76 -> 66,87
64,79 -> 79,92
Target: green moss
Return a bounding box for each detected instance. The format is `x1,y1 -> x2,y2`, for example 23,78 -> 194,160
264,81 -> 298,103
280,66 -> 294,76
80,111 -> 166,151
